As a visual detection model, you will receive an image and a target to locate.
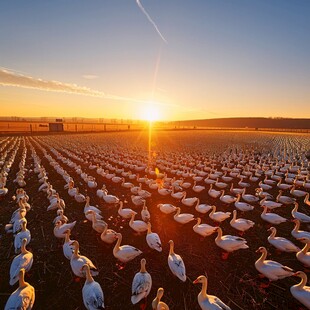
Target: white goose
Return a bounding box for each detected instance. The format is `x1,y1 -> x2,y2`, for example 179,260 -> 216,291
10,239 -> 33,286
193,218 -> 217,237
84,196 -> 101,216
167,240 -> 186,282
113,233 -> 142,263
152,288 -> 169,310
290,185 -> 307,198
5,269 -> 35,310
209,206 -> 230,223
53,209 -> 68,224
141,205 -> 151,222
118,201 -> 134,219
267,227 -> 300,252
82,264 -> 104,310
276,190 -> 296,205
131,195 -> 145,206
102,189 -> 120,204
260,206 -> 288,225
192,181 -> 205,193
174,207 -> 194,224
241,188 -> 259,203
131,258 -> 152,305
86,211 -> 107,233
181,192 -> 198,207
234,194 -> 254,212
193,275 -> 231,310
195,199 -> 212,214
230,210 -> 254,233
70,241 -> 98,277
208,184 -> 221,199
171,188 -> 185,200
129,212 -> 148,233
296,238 -> 310,267
291,219 -> 310,240
290,271 -> 310,309
219,190 -> 236,204
74,187 -> 86,203
157,203 -> 177,214
292,202 -> 310,223
63,229 -> 77,260
146,222 -> 162,252
54,220 -> 77,238
100,224 -> 117,244
214,227 -> 248,255
260,197 -> 282,210
255,246 -> 294,281
14,220 -> 31,254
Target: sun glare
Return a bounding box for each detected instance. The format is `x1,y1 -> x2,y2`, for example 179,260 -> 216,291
140,102 -> 161,122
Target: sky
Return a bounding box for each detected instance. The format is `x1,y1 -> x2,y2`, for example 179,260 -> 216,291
0,0 -> 310,121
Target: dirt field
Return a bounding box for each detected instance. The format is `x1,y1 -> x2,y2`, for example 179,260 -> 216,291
0,130 -> 309,309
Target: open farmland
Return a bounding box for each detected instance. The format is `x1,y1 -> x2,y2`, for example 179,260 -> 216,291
1,130 -> 310,309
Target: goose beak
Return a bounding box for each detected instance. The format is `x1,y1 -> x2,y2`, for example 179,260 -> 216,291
193,278 -> 199,284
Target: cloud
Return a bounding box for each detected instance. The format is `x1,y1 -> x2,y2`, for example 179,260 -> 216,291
0,69 -> 104,97
82,74 -> 99,80
136,0 -> 167,43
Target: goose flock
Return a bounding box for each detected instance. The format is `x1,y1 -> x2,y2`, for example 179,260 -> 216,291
0,131 -> 310,309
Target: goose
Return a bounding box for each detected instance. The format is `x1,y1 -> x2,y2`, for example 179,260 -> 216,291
238,178 -> 250,188
181,192 -> 198,207
234,194 -> 254,211
54,220 -> 77,238
195,199 -> 212,214
215,178 -> 228,189
157,203 -> 177,214
100,224 -> 117,244
230,210 -> 254,233
230,183 -> 244,195
131,258 -> 152,305
101,189 -> 120,204
277,178 -> 292,190
84,196 -> 101,216
141,205 -> 151,222
263,176 -> 276,186
255,246 -> 294,281
214,227 -> 248,256
70,241 -> 98,277
158,187 -> 172,196
63,229 -> 77,260
291,219 -> 310,240
113,233 -> 142,263
174,207 -> 194,224
167,240 -> 186,282
290,185 -> 307,198
86,211 -> 107,233
14,220 -> 31,254
131,184 -> 140,195
75,188 -> 86,203
276,190 -> 296,205
4,269 -> 35,310
53,209 -> 68,224
290,271 -> 310,309
131,195 -> 145,206
112,176 -> 122,183
193,275 -> 231,310
219,190 -> 236,204
146,222 -> 162,252
138,186 -> 152,199
171,188 -> 185,200
193,181 -> 205,193
241,188 -> 259,203
96,186 -> 106,198
118,201 -> 135,219
296,238 -> 310,267
259,181 -> 272,191
209,206 -> 231,223
193,218 -> 217,237
204,175 -> 216,184
180,179 -> 191,189
13,217 -> 27,235
0,184 -> 8,196
10,239 -> 33,286
68,186 -> 77,197
129,212 -> 148,233
208,184 -> 221,199
260,197 -> 282,210
267,227 -> 300,252
292,202 -> 310,223
260,206 -> 288,225
82,264 -> 104,310
152,288 -> 169,310
121,178 -> 134,189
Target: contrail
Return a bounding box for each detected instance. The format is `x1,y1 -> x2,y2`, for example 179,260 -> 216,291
136,0 -> 167,43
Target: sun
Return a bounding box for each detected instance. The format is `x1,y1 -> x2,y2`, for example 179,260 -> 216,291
140,102 -> 161,122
